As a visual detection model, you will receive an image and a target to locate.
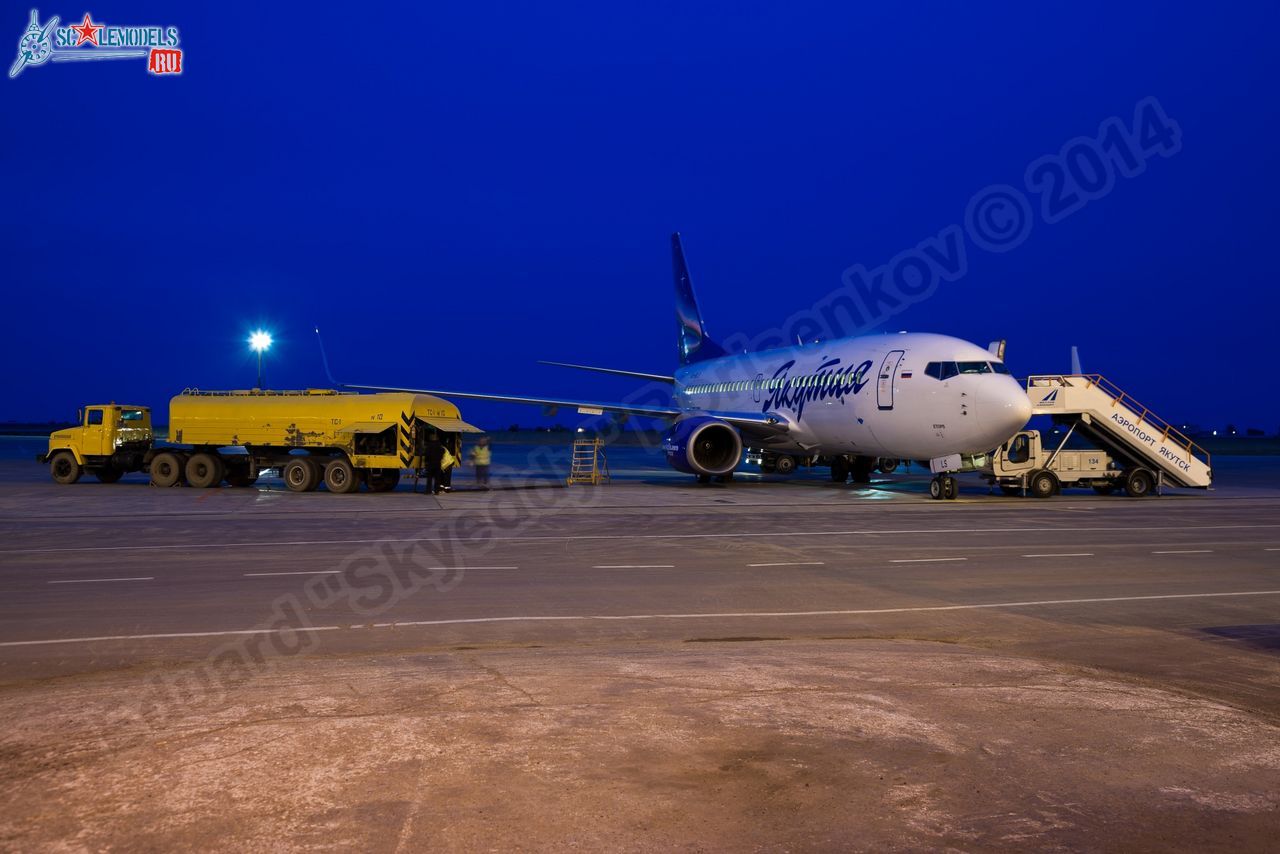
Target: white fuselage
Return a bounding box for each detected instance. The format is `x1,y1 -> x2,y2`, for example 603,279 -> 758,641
673,332 -> 1032,460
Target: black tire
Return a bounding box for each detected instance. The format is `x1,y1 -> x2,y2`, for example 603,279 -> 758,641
696,473 -> 712,484
367,469 -> 401,493
1092,482 -> 1116,496
283,458 -> 320,493
1000,484 -> 1022,497
1123,468 -> 1155,497
774,455 -> 797,476
1029,469 -> 1058,499
185,452 -> 224,489
929,477 -> 944,500
830,456 -> 849,483
324,458 -> 361,494
851,456 -> 875,484
93,466 -> 124,484
50,451 -> 82,485
943,476 -> 958,500
878,458 -> 900,474
716,472 -> 734,483
150,452 -> 184,487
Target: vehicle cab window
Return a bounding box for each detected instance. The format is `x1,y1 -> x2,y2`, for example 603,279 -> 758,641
1007,433 -> 1030,464
87,410 -> 104,426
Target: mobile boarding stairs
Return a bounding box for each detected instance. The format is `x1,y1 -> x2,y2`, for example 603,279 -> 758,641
1026,375 -> 1212,491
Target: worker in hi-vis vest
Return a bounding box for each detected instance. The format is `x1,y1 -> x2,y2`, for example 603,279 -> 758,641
470,436 -> 492,489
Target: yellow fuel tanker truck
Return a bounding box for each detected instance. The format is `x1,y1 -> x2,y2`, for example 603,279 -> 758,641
38,389 -> 481,493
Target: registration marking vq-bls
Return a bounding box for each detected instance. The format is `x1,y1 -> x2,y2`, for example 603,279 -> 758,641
344,234 -> 1032,501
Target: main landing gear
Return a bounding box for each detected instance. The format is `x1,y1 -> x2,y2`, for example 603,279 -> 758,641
929,474 -> 958,500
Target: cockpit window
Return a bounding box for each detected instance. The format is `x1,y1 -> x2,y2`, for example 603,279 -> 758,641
989,362 -> 1011,375
957,361 -> 992,374
924,361 -> 959,380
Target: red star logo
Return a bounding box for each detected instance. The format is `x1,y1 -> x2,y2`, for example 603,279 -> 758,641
70,13 -> 104,47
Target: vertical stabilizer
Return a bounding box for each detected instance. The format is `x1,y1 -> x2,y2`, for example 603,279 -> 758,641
672,232 -> 728,365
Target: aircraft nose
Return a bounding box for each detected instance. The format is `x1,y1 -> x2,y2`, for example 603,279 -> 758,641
978,376 -> 1032,443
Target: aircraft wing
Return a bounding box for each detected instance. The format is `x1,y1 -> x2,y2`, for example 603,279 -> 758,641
343,383 -> 681,419
342,383 -> 792,435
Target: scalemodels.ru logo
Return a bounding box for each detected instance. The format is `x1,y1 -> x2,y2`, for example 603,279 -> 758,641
8,9 -> 182,78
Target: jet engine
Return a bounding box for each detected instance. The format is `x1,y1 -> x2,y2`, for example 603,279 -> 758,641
661,416 -> 742,476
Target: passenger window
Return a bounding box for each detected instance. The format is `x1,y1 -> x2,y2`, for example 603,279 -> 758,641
87,410 -> 104,426
1007,434 -> 1030,464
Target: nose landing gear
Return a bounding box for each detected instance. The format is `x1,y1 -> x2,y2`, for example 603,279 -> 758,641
929,475 -> 958,500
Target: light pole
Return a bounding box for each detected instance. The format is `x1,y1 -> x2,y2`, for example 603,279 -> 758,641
248,330 -> 272,389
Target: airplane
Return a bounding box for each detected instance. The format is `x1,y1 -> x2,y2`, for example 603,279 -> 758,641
343,233 -> 1033,500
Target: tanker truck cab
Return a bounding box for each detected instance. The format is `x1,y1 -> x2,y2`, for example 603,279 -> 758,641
41,405 -> 155,484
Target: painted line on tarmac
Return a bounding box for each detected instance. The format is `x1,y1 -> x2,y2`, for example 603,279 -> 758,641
747,561 -> 825,567
5,589 -> 1280,648
593,564 -> 675,569
890,557 -> 967,563
6,523 -> 1279,555
46,576 -> 154,584
244,570 -> 343,577
1153,550 -> 1213,555
1022,553 -> 1094,558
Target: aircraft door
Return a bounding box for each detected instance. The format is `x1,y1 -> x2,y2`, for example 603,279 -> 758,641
877,350 -> 905,410
753,373 -> 763,403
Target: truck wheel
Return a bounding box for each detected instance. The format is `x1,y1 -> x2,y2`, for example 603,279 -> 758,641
830,456 -> 849,482
50,452 -> 82,485
283,458 -> 320,493
1123,468 -> 1155,497
94,466 -> 124,484
367,469 -> 401,493
186,453 -> 224,488
324,458 -> 361,494
1092,482 -> 1116,496
150,452 -> 184,487
774,455 -> 797,476
999,484 -> 1022,497
1029,469 -> 1058,499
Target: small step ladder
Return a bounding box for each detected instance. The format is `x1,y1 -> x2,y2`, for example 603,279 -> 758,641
567,437 -> 610,485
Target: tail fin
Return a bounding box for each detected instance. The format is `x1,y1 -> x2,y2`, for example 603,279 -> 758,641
672,232 -> 727,365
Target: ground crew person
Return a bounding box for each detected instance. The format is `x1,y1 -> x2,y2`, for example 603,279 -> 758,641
439,442 -> 458,492
470,435 -> 492,489
420,432 -> 446,495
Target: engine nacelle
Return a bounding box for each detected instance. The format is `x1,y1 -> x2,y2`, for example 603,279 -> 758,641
661,416 -> 743,476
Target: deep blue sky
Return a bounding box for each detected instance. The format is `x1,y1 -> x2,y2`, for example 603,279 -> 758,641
4,2 -> 1278,431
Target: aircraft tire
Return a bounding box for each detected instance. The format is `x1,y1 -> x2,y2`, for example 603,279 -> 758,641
774,455 -> 797,476
830,456 -> 849,482
929,476 -> 944,500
